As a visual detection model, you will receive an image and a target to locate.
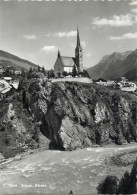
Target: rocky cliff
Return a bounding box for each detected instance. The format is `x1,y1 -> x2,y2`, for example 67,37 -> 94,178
0,91 -> 49,158
24,79 -> 137,150
0,79 -> 137,157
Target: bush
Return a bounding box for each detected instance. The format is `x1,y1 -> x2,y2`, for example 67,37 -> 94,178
97,158 -> 137,194
1,125 -> 5,131
62,71 -> 68,77
4,138 -> 10,145
97,176 -> 118,194
10,116 -> 14,120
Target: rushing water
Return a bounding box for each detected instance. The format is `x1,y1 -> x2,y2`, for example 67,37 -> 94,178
0,143 -> 137,195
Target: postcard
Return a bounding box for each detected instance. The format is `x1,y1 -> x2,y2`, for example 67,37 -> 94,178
0,0 -> 137,194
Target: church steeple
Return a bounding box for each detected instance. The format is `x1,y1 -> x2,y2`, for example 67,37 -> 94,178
77,27 -> 81,48
75,27 -> 83,73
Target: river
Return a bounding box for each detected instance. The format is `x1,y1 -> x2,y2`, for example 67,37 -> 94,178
0,143 -> 137,195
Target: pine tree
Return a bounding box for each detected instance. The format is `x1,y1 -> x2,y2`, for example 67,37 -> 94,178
72,65 -> 77,77
117,171 -> 130,194
42,66 -> 46,76
38,65 -> 41,72
97,176 -> 118,194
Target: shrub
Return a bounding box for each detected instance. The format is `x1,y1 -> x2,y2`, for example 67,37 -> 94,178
97,176 -> 118,194
4,138 -> 10,145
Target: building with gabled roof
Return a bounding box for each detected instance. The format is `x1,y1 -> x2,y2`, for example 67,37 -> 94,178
54,28 -> 83,77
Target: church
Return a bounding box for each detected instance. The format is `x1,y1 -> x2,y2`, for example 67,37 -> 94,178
54,28 -> 83,77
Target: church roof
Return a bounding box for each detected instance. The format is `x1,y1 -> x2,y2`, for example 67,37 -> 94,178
60,56 -> 76,67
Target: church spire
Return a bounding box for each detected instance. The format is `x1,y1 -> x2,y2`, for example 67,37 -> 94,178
75,27 -> 83,73
58,50 -> 61,58
77,27 -> 81,48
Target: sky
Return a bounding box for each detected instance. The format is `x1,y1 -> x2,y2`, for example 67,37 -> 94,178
0,0 -> 137,70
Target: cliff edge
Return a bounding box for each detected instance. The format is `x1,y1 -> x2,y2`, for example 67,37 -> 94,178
25,79 -> 137,150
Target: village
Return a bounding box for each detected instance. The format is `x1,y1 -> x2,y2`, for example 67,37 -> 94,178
0,65 -> 19,99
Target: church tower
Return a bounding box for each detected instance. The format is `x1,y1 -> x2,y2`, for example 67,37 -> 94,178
75,28 -> 83,73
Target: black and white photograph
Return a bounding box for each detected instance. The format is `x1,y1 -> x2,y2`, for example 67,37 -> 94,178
0,0 -> 137,194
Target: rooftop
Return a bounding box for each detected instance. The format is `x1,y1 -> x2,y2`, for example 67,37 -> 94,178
60,56 -> 76,67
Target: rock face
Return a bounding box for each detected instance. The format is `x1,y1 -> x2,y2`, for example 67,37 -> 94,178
0,94 -> 49,158
24,79 -> 137,150
1,79 -> 136,155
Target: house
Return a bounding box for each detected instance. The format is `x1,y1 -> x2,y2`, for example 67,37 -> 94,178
117,78 -> 136,92
54,28 -> 83,77
11,80 -> 19,89
15,70 -> 21,75
0,79 -> 12,97
2,77 -> 12,83
94,78 -> 107,86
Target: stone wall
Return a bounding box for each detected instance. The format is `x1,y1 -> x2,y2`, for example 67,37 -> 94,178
51,77 -> 93,84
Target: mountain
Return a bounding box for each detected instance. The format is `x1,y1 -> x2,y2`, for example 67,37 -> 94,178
0,50 -> 38,70
87,51 -> 132,80
120,49 -> 137,81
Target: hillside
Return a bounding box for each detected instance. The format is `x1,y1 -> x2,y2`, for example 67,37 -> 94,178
121,49 -> 137,81
0,50 -> 38,70
87,51 -> 132,80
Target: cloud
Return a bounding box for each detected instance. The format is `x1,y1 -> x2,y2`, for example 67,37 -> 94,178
55,31 -> 76,37
131,8 -> 137,13
92,14 -> 136,27
46,31 -> 77,38
86,52 -> 92,58
41,45 -> 57,53
129,0 -> 137,5
23,35 -> 37,40
110,32 -> 137,40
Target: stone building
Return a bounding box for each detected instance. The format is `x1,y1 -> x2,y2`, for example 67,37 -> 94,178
54,28 -> 83,77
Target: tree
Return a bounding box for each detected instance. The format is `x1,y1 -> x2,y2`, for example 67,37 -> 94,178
35,72 -> 44,79
117,171 -> 130,194
21,68 -> 26,78
82,70 -> 90,78
48,69 -> 55,78
97,158 -> 137,194
62,71 -> 68,77
97,176 -> 118,194
117,162 -> 136,194
128,159 -> 137,193
72,65 -> 77,77
42,66 -> 46,76
22,90 -> 27,108
38,65 -> 41,72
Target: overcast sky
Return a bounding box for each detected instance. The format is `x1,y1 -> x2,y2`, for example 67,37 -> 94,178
0,0 -> 137,69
